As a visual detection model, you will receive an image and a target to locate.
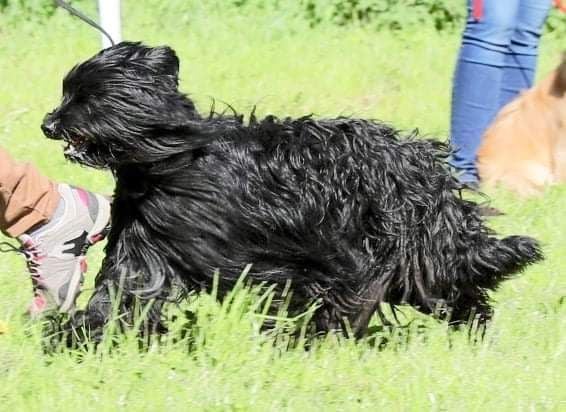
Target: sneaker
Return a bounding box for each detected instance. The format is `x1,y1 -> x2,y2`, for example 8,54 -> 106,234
18,184 -> 111,316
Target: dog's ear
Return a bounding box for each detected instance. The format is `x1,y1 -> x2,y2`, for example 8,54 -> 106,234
141,45 -> 180,78
101,42 -> 180,79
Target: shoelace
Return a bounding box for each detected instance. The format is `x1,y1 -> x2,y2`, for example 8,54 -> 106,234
0,242 -> 50,315
0,241 -> 44,280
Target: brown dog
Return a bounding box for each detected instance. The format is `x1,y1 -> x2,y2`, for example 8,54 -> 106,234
477,54 -> 566,196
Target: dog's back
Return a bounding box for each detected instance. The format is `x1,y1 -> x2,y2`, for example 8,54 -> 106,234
477,55 -> 566,196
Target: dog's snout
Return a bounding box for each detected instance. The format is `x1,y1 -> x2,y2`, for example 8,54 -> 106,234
41,116 -> 59,139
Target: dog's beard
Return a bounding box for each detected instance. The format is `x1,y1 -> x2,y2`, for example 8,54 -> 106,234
59,130 -> 110,169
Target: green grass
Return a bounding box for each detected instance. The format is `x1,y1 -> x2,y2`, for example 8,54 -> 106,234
1,3 -> 565,410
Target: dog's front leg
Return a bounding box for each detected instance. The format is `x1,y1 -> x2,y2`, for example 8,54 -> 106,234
64,258 -> 124,344
68,280 -> 167,345
67,286 -> 113,344
66,242 -> 174,345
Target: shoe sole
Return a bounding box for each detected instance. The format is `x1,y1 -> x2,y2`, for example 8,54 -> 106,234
59,193 -> 112,312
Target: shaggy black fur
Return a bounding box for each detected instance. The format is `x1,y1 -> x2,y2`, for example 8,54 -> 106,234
42,42 -> 542,340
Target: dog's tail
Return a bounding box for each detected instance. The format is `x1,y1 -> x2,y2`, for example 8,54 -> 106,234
469,235 -> 543,290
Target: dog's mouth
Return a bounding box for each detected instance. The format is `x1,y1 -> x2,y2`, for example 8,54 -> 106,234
63,134 -> 89,156
61,134 -> 110,169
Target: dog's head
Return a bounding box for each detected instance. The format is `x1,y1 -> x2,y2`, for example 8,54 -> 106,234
42,42 -> 200,168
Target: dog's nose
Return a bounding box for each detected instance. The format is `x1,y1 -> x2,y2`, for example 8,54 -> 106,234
41,117 -> 59,139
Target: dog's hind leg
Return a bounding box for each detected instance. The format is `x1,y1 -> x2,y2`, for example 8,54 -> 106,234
349,279 -> 387,339
310,291 -> 377,338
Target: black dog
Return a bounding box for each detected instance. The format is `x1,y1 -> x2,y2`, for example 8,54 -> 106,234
42,42 -> 542,340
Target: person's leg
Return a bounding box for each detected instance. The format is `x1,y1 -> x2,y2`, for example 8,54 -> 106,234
0,146 -> 59,236
498,0 -> 553,107
0,146 -> 111,315
450,0 -> 520,184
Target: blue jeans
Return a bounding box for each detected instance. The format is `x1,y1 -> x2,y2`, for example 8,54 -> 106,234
449,0 -> 552,184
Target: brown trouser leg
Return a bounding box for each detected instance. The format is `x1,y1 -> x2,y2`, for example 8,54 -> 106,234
0,146 -> 60,237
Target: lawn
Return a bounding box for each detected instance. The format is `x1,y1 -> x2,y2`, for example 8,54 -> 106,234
0,2 -> 565,411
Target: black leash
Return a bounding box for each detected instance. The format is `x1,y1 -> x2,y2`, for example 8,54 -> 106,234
0,242 -> 20,253
54,0 -> 116,47
0,241 -> 23,259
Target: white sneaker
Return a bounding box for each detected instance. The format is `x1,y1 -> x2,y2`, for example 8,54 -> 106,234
18,184 -> 111,315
